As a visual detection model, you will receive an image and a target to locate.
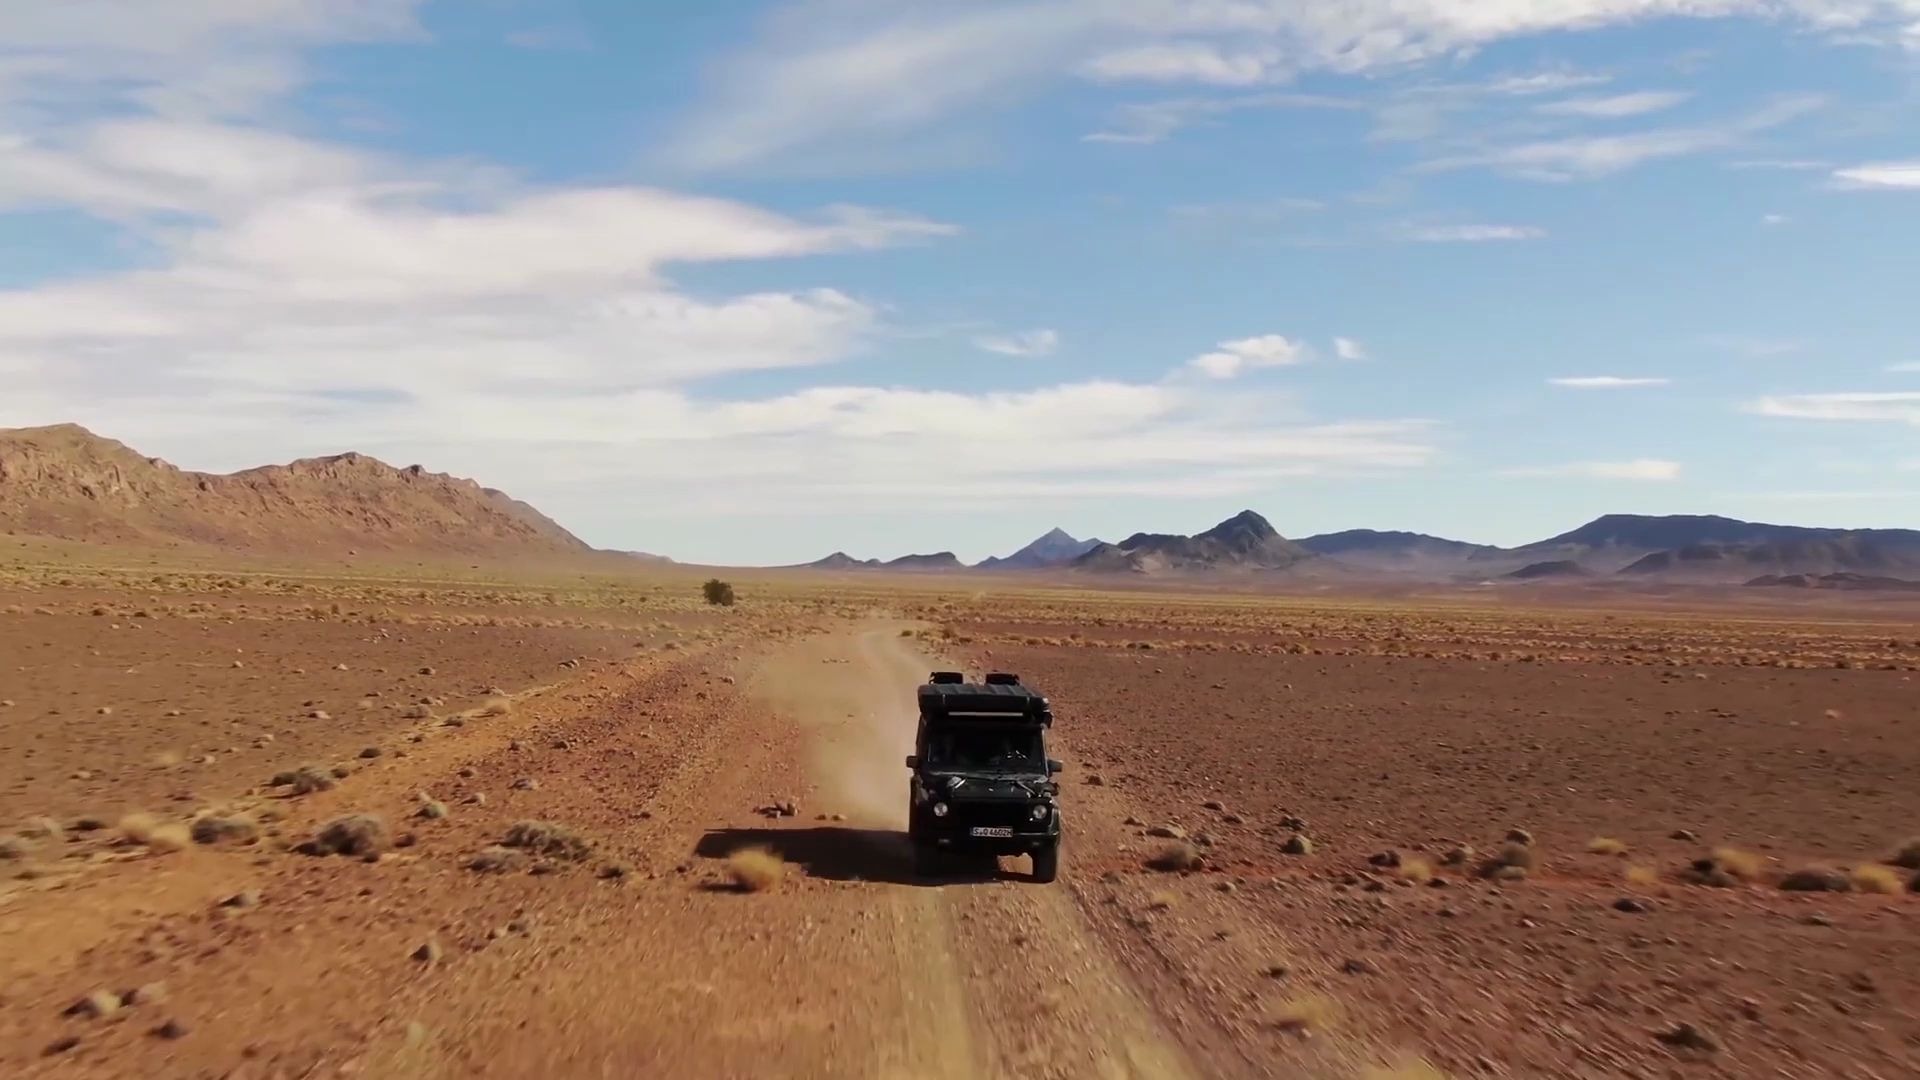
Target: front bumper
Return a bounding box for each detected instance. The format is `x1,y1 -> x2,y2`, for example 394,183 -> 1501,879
912,803 -> 1060,853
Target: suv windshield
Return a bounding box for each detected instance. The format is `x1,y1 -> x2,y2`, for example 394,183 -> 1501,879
925,727 -> 1044,774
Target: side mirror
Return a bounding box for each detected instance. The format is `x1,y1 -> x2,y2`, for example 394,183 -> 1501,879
1047,758 -> 1064,774
904,755 -> 919,769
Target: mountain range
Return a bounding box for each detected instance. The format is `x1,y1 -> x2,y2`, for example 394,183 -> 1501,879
0,424 -> 589,557
4,424 -> 1915,587
832,510 -> 1920,586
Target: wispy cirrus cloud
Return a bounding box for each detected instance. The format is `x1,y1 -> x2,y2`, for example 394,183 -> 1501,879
1395,223 -> 1547,242
1830,161 -> 1920,190
1549,376 -> 1671,388
1502,460 -> 1683,481
1083,92 -> 1356,145
1534,91 -> 1688,118
973,329 -> 1060,357
1744,392 -> 1920,424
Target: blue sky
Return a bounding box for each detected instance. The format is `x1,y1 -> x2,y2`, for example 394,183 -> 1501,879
1,1 -> 1917,565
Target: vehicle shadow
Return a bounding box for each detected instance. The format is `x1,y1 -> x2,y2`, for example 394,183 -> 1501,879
693,826 -> 1028,887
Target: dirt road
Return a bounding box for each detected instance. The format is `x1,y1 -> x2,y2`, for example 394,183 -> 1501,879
1,621 -> 1391,1079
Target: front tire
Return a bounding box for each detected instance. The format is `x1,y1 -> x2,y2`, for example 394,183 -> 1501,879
1031,842 -> 1059,883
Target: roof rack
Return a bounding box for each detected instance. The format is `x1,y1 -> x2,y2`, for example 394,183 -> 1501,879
917,676 -> 1052,727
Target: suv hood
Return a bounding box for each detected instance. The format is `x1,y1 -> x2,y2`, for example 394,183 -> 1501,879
929,772 -> 1049,798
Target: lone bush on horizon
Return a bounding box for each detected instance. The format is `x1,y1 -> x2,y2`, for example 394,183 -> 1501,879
702,578 -> 736,607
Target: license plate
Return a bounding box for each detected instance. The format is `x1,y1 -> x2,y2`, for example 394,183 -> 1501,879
969,826 -> 1014,838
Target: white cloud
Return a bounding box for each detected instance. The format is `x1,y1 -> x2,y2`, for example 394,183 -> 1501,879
0,1 -> 423,120
1083,92 -> 1356,145
1483,71 -> 1614,96
1831,161 -> 1920,190
1503,460 -> 1683,481
1334,337 -> 1367,361
1081,43 -> 1278,86
1548,376 -> 1671,388
1534,91 -> 1689,118
1189,334 -> 1310,379
1423,94 -> 1824,180
665,2 -> 1909,170
1761,213 -> 1790,225
1889,362 -> 1920,372
1399,223 -> 1547,242
973,329 -> 1060,357
1745,392 -> 1920,424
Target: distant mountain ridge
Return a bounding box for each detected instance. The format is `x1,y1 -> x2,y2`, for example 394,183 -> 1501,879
0,423 -> 589,558
1072,510 -> 1313,574
791,511 -> 1920,584
976,527 -> 1103,570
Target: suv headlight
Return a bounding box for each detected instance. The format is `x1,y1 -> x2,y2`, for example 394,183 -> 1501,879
932,802 -> 950,818
1029,803 -> 1050,822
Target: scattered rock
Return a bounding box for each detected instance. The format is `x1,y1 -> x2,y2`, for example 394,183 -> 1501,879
358,746 -> 382,759
1201,799 -> 1225,811
305,814 -> 389,858
1145,824 -> 1185,839
44,1035 -> 81,1055
1368,850 -> 1401,869
511,777 -> 539,791
1281,834 -> 1314,856
1655,1022 -> 1720,1053
1505,827 -> 1534,846
1670,829 -> 1699,842
126,982 -> 168,1006
221,889 -> 262,909
1341,958 -> 1377,976
154,1019 -> 189,1040
70,989 -> 121,1020
1613,897 -> 1652,913
1146,841 -> 1202,872
190,813 -> 258,846
412,939 -> 443,964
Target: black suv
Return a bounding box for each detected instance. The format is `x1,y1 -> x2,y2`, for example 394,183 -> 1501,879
905,671 -> 1062,882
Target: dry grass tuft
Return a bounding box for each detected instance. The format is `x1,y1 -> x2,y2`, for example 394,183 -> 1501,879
501,820 -> 592,861
1146,841 -> 1203,872
1586,837 -> 1629,857
1711,847 -> 1763,882
309,814 -> 389,858
479,697 -> 514,718
1850,864 -> 1904,895
1146,890 -> 1178,911
118,811 -> 189,850
1398,858 -> 1434,885
1269,993 -> 1344,1034
1625,865 -> 1660,888
467,845 -> 528,874
724,846 -> 785,892
1890,838 -> 1920,870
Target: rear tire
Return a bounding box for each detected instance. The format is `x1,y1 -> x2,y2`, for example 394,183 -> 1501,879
1031,842 -> 1059,883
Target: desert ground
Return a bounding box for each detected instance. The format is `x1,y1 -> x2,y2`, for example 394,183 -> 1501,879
2,553 -> 1918,1078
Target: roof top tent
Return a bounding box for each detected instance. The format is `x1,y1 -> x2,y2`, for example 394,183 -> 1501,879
918,671 -> 1052,727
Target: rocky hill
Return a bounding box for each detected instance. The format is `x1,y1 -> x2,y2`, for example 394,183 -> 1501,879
1072,511 -> 1314,574
0,424 -> 591,558
976,528 -> 1104,570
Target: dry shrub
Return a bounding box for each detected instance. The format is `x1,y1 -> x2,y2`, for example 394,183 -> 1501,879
479,697 -> 514,718
1398,858 -> 1434,885
467,845 -> 527,873
1779,866 -> 1850,893
1890,838 -> 1920,870
1624,865 -> 1660,888
1850,864 -> 1903,895
1146,890 -> 1177,911
501,821 -> 591,861
1269,993 -> 1344,1034
1478,843 -> 1536,879
1146,841 -> 1203,872
190,812 -> 259,846
1586,837 -> 1629,857
271,764 -> 336,795
725,847 -> 785,892
309,814 -> 389,857
0,835 -> 31,860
